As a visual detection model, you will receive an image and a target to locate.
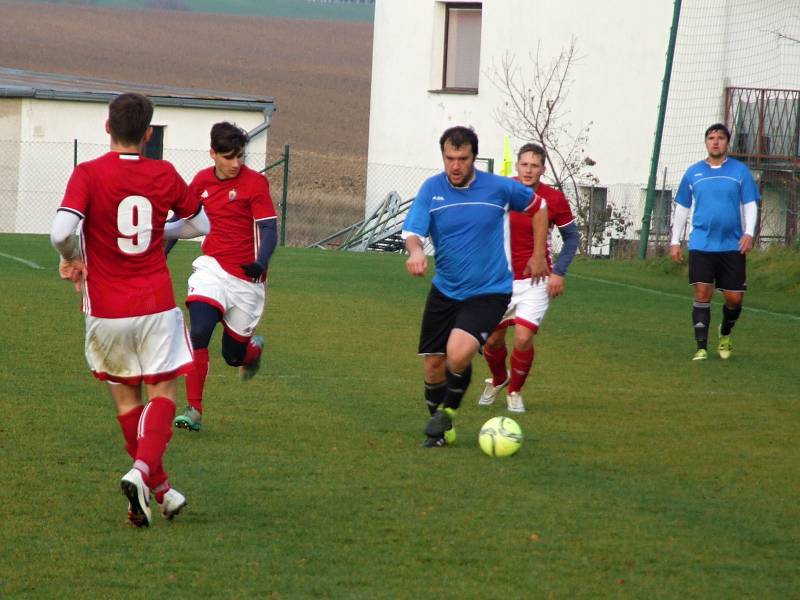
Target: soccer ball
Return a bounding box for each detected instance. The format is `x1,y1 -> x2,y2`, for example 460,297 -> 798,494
478,416 -> 523,457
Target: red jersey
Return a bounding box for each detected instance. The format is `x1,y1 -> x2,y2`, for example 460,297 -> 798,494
190,165 -> 276,282
509,180 -> 576,280
59,152 -> 200,318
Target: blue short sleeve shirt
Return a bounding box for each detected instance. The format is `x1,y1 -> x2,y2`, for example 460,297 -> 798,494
402,170 -> 535,300
674,157 -> 760,252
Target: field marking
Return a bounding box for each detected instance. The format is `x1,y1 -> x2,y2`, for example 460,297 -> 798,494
0,251 -> 45,270
571,273 -> 800,322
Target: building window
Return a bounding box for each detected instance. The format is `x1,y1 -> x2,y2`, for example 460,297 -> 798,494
442,3 -> 481,91
143,125 -> 164,160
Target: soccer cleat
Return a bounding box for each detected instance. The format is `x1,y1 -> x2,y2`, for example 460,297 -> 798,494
718,327 -> 732,360
423,408 -> 456,447
507,391 -> 526,413
239,335 -> 265,381
158,488 -> 187,520
692,349 -> 708,361
477,376 -> 510,406
120,468 -> 151,528
174,406 -> 202,432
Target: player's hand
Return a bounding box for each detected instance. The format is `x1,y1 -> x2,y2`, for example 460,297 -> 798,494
241,262 -> 265,280
523,255 -> 549,284
738,234 -> 753,254
405,251 -> 427,277
59,257 -> 86,293
547,273 -> 565,298
670,244 -> 683,264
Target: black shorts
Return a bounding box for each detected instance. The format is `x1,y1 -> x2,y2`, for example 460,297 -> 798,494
418,285 -> 511,354
688,250 -> 747,292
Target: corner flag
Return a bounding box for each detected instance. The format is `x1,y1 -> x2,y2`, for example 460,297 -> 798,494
501,135 -> 513,176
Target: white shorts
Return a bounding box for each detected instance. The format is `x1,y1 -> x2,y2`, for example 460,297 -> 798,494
187,255 -> 266,341
85,307 -> 194,385
498,277 -> 550,332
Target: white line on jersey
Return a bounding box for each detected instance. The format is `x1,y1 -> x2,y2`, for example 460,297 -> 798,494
0,251 -> 45,270
571,273 -> 800,322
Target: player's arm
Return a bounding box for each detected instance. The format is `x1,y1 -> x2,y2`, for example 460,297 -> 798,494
164,207 -> 210,240
739,201 -> 758,254
549,222 -> 580,298
241,218 -> 278,280
670,203 -> 691,264
522,198 -> 550,283
50,209 -> 86,293
401,189 -> 431,277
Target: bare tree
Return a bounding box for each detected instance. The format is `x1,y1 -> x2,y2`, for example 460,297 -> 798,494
490,39 -> 631,253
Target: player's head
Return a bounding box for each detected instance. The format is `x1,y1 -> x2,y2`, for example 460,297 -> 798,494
439,126 -> 478,187
209,122 -> 249,180
704,123 -> 730,160
516,143 -> 547,187
106,93 -> 153,147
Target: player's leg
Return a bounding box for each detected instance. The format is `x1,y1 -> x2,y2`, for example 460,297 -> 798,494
506,278 -> 548,412
716,252 -> 747,359
479,327 -> 509,406
424,293 -> 511,446
688,251 -> 714,360
224,280 -> 267,381
177,300 -> 222,431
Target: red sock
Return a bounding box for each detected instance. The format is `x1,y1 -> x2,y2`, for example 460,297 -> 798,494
117,405 -> 144,460
135,397 -> 175,483
509,347 -> 535,393
185,347 -> 209,413
483,344 -> 508,386
243,338 -> 262,366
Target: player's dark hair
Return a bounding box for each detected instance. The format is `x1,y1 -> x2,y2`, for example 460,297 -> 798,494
108,93 -> 153,146
210,122 -> 249,155
517,143 -> 546,161
704,123 -> 730,141
439,126 -> 478,156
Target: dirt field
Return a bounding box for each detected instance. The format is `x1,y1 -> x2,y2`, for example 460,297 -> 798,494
0,1 -> 373,242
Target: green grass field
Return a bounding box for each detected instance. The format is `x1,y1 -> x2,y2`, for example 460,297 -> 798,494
26,0 -> 374,22
1,234 -> 798,599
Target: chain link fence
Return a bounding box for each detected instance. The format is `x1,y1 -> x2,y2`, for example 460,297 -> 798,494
0,139 -> 272,235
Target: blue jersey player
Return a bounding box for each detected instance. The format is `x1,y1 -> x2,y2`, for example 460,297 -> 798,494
670,123 -> 760,361
402,126 -> 549,447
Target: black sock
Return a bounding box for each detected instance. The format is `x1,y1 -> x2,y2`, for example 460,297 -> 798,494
720,305 -> 742,336
692,302 -> 711,350
443,364 -> 472,411
424,380 -> 447,416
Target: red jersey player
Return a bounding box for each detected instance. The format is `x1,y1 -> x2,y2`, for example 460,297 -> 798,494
171,122 -> 278,432
478,143 -> 581,412
50,92 -> 209,527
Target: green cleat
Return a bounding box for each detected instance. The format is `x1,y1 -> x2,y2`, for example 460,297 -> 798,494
718,327 -> 732,360
174,406 -> 202,431
692,349 -> 708,361
239,335 -> 265,381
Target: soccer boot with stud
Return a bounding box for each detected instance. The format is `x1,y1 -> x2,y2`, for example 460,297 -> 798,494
174,406 -> 202,432
158,488 -> 187,520
422,407 -> 456,447
692,348 -> 708,361
718,326 -> 732,360
239,335 -> 265,381
477,375 -> 510,406
507,391 -> 526,413
120,468 -> 152,528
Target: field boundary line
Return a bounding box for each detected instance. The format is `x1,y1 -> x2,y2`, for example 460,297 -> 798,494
0,251 -> 45,270
571,273 -> 800,322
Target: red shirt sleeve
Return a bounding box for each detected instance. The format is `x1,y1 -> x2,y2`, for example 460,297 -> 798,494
171,168 -> 200,219
60,164 -> 91,216
547,190 -> 575,227
250,175 -> 277,221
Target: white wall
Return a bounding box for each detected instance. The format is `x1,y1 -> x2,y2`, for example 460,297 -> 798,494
366,0 -> 674,212
2,98 -> 269,233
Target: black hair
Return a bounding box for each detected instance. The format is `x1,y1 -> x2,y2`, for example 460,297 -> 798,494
439,126 -> 479,156
704,123 -> 731,141
210,122 -> 249,155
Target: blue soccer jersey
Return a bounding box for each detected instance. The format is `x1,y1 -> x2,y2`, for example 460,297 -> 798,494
402,170 -> 537,300
674,157 -> 760,252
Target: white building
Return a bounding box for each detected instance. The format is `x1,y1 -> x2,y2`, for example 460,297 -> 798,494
366,1 -> 800,251
0,67 -> 276,234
